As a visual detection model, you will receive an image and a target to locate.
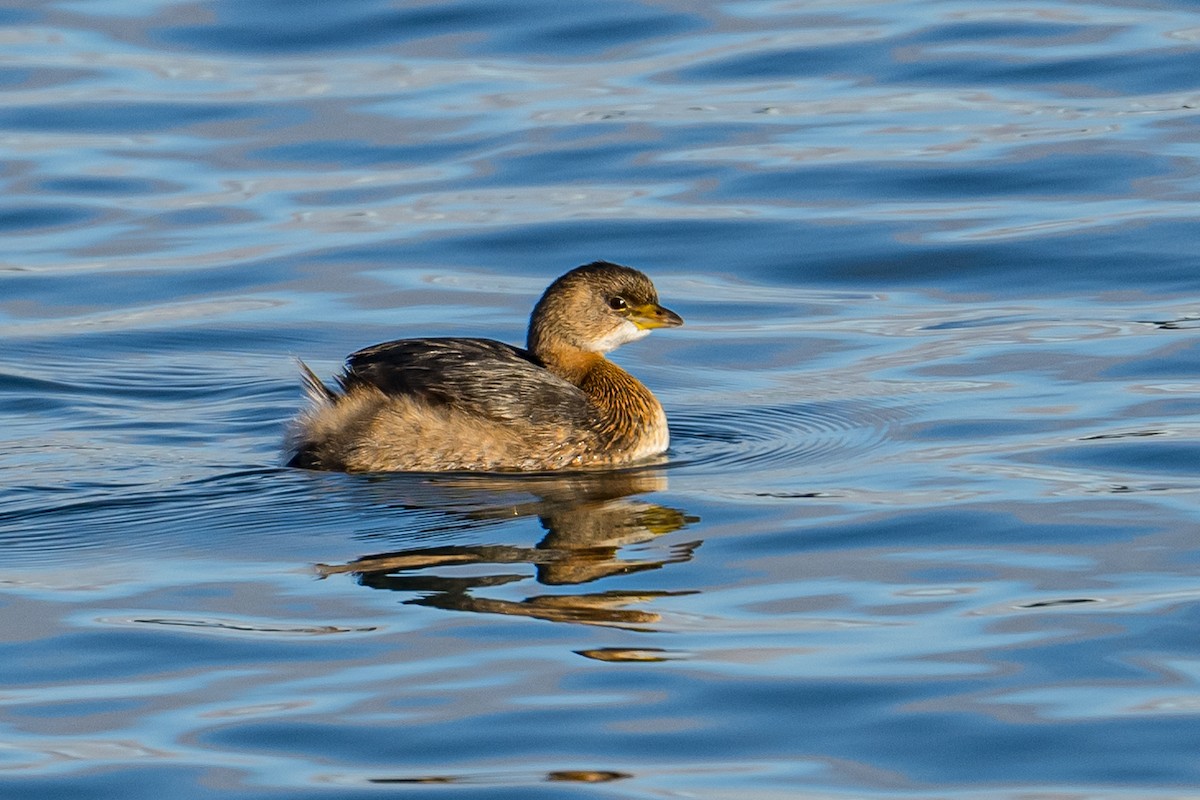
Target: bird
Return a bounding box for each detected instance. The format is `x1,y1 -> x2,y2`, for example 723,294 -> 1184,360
287,261 -> 683,473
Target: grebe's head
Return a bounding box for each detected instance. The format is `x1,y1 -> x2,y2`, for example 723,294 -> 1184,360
527,262 -> 683,357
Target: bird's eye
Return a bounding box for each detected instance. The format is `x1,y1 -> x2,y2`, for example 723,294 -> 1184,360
608,296 -> 628,311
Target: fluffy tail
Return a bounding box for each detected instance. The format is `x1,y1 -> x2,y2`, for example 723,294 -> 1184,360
298,359 -> 339,406
287,360 -> 341,470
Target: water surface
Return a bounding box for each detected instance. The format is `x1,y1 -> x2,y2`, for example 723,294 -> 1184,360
2,0 -> 1199,797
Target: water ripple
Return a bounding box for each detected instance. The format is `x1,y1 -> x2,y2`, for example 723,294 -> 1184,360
97,615 -> 379,637
2,0 -> 1200,797
671,398 -> 906,474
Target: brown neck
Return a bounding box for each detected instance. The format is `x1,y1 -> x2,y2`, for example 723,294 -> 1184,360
533,340 -> 603,386
577,358 -> 662,447
532,340 -> 662,446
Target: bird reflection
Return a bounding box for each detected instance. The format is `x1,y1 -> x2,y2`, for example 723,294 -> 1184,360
317,469 -> 699,629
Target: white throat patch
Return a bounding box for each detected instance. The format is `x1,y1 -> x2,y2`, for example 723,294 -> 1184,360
588,319 -> 650,353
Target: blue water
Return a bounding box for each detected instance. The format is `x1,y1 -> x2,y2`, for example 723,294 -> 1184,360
2,0 -> 1199,797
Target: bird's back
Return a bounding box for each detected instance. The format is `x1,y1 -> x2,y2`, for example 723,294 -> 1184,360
341,337 -> 596,427
288,337 -> 606,472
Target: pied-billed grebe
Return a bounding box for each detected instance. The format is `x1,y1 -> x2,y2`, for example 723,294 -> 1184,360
287,261 -> 683,472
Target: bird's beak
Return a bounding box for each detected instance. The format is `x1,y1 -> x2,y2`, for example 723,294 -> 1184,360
630,302 -> 684,330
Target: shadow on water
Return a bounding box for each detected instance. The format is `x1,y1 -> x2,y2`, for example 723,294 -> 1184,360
315,467 -> 701,630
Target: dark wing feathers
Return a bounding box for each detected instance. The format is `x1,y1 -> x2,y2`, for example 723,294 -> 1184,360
340,337 -> 595,427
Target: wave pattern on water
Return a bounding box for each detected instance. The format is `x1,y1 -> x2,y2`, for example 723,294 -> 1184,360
2,0 -> 1200,798
671,398 -> 907,474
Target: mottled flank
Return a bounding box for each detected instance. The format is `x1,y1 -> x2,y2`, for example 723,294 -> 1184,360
287,262 -> 682,472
